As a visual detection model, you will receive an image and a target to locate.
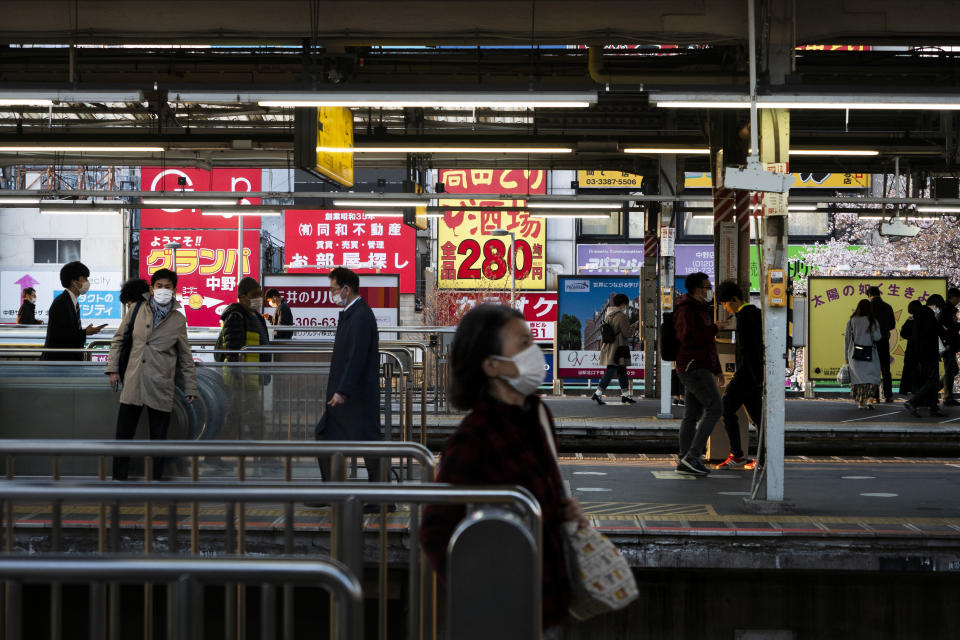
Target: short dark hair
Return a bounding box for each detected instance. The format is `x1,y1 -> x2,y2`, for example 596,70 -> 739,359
59,261 -> 89,288
329,267 -> 360,292
685,272 -> 709,293
908,300 -> 924,315
612,293 -> 629,307
948,287 -> 960,299
150,268 -> 177,287
448,304 -> 524,411
926,293 -> 945,307
237,276 -> 260,298
119,278 -> 150,304
868,286 -> 882,297
264,288 -> 282,300
22,287 -> 35,298
717,280 -> 745,303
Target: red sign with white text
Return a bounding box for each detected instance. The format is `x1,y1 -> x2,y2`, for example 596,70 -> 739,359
140,229 -> 260,327
141,167 -> 262,229
435,291 -> 558,342
283,210 -> 416,294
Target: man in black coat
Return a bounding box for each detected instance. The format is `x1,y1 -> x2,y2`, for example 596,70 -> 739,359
715,281 -> 762,469
16,287 -> 42,325
927,293 -> 959,405
868,286 -> 897,402
904,300 -> 944,417
264,288 -> 295,340
315,267 -> 384,483
41,261 -> 107,361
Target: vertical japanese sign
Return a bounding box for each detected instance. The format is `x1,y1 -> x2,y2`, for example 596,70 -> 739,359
263,274 -> 399,333
806,276 -> 946,381
437,169 -> 547,290
140,167 -> 262,229
434,291 -> 558,342
140,229 -> 260,327
283,210 -> 416,294
556,276 -> 642,379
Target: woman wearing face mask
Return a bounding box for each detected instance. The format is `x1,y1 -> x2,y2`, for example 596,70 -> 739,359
592,293 -> 639,404
420,304 -> 587,633
105,268 -> 198,480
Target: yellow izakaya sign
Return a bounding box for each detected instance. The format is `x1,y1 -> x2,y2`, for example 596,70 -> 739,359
806,277 -> 946,381
577,170 -> 643,189
315,106 -> 354,187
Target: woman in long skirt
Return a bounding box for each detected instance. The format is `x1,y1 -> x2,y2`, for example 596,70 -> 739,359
845,299 -> 883,409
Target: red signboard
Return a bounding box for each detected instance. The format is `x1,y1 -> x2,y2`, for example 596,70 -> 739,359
435,291 -> 557,342
263,274 -> 400,333
140,229 -> 260,327
283,210 -> 416,294
141,167 -> 262,229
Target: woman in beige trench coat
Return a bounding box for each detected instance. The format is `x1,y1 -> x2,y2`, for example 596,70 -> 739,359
105,268 -> 198,480
591,293 -> 639,405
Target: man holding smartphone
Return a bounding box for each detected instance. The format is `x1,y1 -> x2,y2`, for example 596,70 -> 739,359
41,261 -> 107,361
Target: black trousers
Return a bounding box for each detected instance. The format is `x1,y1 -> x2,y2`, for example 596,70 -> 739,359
113,403 -> 171,480
315,431 -> 383,483
876,335 -> 893,400
909,362 -> 940,409
597,365 -> 628,394
942,349 -> 958,400
721,372 -> 762,459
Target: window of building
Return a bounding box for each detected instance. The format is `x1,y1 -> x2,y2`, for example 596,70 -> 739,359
34,239 -> 81,264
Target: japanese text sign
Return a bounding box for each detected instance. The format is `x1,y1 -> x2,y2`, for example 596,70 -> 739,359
283,210 -> 416,294
263,274 -> 399,336
437,169 -> 547,291
806,276 -> 946,381
1,270 -> 122,324
140,167 -> 262,229
435,291 -> 558,342
576,244 -> 644,274
140,229 -> 260,328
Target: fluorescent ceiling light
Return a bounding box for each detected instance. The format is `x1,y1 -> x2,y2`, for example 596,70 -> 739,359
201,207 -> 280,217
0,99 -> 53,107
787,204 -> 819,211
526,201 -> 622,209
529,213 -> 612,219
142,198 -> 243,206
0,90 -> 142,105
318,146 -> 572,154
789,149 -> 879,156
0,196 -> 42,204
173,90 -> 596,109
653,94 -> 960,110
40,208 -> 121,215
331,199 -> 424,208
623,147 -> 709,154
364,212 -> 405,218
0,145 -> 164,152
916,206 -> 960,214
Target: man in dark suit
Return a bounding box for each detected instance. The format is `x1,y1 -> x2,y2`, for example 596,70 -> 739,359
264,288 -> 295,340
715,281 -> 763,470
869,286 -> 897,402
315,267 -> 384,484
41,261 -> 107,361
927,293 -> 959,405
904,300 -> 944,417
16,287 -> 42,325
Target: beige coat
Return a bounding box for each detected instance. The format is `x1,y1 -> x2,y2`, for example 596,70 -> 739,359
105,295 -> 198,412
599,306 -> 636,366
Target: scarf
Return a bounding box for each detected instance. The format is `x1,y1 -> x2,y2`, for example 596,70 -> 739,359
149,296 -> 174,325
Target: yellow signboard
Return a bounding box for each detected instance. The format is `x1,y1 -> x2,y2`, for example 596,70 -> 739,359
577,170 -> 643,189
684,172 -> 870,189
314,107 -> 354,187
807,277 -> 946,381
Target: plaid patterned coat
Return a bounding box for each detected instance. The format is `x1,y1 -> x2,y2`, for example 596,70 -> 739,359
419,395 -> 571,626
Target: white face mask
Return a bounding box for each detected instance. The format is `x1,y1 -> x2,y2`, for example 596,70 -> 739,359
77,280 -> 91,295
248,297 -> 263,311
703,287 -> 714,304
152,288 -> 174,305
492,344 -> 546,397
330,287 -> 348,307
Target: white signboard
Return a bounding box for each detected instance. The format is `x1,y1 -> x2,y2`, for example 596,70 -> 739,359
2,269 -> 123,325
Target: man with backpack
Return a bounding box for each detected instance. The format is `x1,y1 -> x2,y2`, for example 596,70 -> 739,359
591,293 -> 638,405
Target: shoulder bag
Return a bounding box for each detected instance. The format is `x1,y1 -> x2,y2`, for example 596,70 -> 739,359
117,301 -> 143,382
537,403 -> 638,620
852,344 -> 873,362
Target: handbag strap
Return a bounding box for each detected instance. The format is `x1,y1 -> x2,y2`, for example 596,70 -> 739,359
537,402 -> 572,500
122,301 -> 143,346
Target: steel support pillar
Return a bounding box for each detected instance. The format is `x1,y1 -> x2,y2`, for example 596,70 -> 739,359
657,156 -> 680,418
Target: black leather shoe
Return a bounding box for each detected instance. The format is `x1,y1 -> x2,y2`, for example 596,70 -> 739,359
591,393 -> 606,405
930,407 -> 947,417
621,396 -> 636,404
903,401 -> 921,418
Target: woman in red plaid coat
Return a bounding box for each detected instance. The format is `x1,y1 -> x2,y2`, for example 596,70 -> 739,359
420,304 -> 587,630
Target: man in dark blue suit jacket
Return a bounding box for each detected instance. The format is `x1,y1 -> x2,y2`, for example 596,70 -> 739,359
315,267 -> 383,482
41,261 -> 107,361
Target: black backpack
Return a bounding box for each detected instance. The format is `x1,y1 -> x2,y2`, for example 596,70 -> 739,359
600,321 -> 616,344
660,312 -> 679,362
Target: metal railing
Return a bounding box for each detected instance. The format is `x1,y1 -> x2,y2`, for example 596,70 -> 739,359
0,556 -> 364,640
0,474 -> 541,640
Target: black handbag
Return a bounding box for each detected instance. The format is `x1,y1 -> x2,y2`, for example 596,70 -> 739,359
852,343 -> 873,362
117,301 -> 143,381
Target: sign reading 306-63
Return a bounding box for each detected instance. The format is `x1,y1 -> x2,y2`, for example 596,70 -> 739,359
436,169 -> 547,290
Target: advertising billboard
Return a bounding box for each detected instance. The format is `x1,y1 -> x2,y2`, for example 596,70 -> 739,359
1,269 -> 122,325
140,167 -> 262,230
576,244 -> 644,275
437,169 -> 547,291
283,210 -> 416,294
556,275 -> 642,379
434,291 -> 558,342
263,274 -> 400,334
806,276 -> 946,381
140,229 -> 260,328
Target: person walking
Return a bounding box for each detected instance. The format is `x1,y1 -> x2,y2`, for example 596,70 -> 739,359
673,272 -> 722,477
904,300 -> 944,417
715,281 -> 761,470
264,288 -> 295,340
16,287 -> 42,325
314,267 -> 384,485
591,293 -> 638,405
42,261 -> 107,361
868,286 -> 897,402
105,269 -> 197,480
419,304 -> 586,633
926,294 -> 959,405
899,310 -> 918,396
844,299 -> 883,409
